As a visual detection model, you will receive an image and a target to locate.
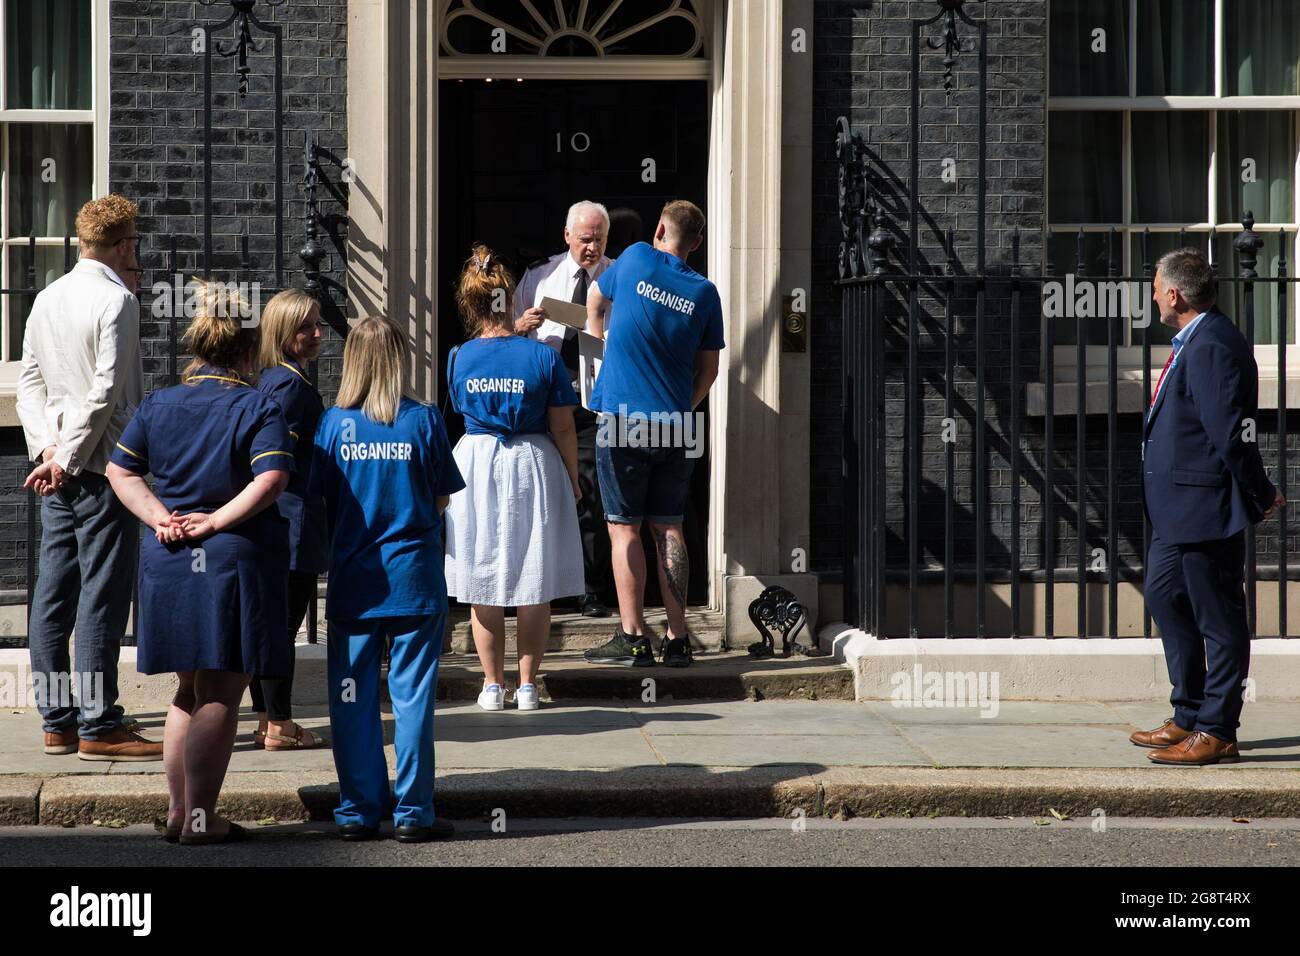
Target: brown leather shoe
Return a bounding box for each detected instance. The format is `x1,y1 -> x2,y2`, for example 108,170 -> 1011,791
43,730 -> 78,755
1130,718 -> 1193,748
1147,731 -> 1240,766
78,728 -> 163,762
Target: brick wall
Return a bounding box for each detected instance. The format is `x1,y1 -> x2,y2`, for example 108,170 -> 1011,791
109,0 -> 348,399
0,0 -> 347,603
811,0 -> 1050,573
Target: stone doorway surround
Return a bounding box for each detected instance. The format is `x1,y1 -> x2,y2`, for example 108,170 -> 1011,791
345,0 -> 815,636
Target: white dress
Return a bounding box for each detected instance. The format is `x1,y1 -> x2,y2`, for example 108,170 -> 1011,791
444,431 -> 585,607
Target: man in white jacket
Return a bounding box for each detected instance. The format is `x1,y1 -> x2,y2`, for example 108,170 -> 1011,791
16,195 -> 161,761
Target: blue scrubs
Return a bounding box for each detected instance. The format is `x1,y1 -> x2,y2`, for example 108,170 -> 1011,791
257,359 -> 328,573
311,398 -> 465,829
109,367 -> 295,676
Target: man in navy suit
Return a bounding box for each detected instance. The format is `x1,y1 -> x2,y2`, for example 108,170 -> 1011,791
1135,248 -> 1284,766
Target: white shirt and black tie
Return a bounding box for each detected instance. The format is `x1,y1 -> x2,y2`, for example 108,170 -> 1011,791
513,252 -> 611,387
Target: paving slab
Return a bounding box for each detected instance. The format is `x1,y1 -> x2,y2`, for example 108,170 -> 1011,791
436,701 -> 639,729
630,699 -> 896,735
867,700 -> 1122,725
896,723 -> 1163,768
105,716 -> 338,774
434,726 -> 660,769
648,733 -> 928,767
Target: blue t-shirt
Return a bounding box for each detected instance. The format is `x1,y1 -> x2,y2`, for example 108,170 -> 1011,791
310,398 -> 466,621
590,242 -> 725,417
448,335 -> 577,440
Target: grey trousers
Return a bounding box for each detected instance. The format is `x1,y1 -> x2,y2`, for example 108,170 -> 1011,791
27,470 -> 138,740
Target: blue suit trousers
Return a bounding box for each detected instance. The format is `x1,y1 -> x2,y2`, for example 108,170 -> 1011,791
327,613 -> 444,828
1144,530 -> 1250,742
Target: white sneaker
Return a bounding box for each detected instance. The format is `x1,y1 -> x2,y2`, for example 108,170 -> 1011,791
515,684 -> 540,711
477,683 -> 504,711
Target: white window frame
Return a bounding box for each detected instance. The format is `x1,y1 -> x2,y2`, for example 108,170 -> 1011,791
1045,0 -> 1300,399
0,0 -> 110,369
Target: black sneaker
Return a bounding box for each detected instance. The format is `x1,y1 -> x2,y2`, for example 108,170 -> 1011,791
661,636 -> 693,668
584,631 -> 655,667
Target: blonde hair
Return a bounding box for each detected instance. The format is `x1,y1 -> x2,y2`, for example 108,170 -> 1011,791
336,315 -> 409,425
455,243 -> 515,337
76,195 -> 137,252
182,279 -> 260,384
257,289 -> 318,371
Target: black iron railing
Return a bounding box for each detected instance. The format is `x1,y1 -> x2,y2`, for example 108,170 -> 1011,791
840,218 -> 1298,639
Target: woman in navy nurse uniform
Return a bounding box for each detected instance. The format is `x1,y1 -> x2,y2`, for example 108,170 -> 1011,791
443,245 -> 584,713
107,282 -> 293,846
250,289 -> 328,751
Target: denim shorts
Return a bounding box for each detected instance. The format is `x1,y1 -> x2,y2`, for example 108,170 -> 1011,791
596,438 -> 696,525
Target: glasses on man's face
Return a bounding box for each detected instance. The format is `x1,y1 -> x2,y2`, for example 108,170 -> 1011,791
119,236 -> 145,273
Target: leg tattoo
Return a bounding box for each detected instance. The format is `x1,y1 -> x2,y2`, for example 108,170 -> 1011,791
653,528 -> 689,612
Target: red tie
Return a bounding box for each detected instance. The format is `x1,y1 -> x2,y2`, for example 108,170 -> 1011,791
1151,350 -> 1176,408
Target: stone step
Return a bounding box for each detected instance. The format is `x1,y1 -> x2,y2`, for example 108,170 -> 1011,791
428,649 -> 851,702
445,609 -> 726,654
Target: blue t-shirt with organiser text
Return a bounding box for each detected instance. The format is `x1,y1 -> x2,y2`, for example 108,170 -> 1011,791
590,242 -> 725,417
447,335 -> 578,440
310,397 -> 465,621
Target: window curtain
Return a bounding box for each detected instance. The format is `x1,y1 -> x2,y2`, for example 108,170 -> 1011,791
1218,112 -> 1295,227
1136,0 -> 1213,95
9,247 -> 65,357
1049,112 -> 1123,224
8,125 -> 93,237
5,0 -> 93,110
1228,0 -> 1300,95
1132,112 -> 1210,223
1049,0 -> 1129,96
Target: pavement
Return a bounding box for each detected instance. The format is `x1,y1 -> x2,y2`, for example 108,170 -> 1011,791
2,696 -> 1299,825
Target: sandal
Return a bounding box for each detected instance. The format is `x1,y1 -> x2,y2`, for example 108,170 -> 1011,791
252,729 -> 266,749
153,815 -> 182,844
264,724 -> 328,751
179,822 -> 252,846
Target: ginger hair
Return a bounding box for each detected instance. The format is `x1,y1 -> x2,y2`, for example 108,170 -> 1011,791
75,195 -> 138,253
455,243 -> 515,337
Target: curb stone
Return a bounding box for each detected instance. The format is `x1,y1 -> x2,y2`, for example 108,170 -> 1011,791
18,766 -> 1300,826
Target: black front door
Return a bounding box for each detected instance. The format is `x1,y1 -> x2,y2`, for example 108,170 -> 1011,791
438,78 -> 712,607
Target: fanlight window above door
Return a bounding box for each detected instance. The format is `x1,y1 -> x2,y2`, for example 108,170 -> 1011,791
440,0 -> 707,58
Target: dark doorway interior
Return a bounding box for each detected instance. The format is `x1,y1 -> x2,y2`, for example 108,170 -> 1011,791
438,78 -> 712,608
